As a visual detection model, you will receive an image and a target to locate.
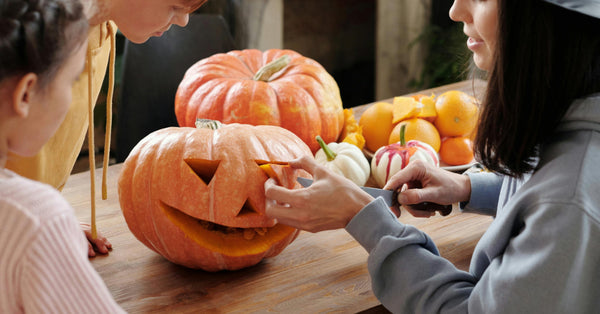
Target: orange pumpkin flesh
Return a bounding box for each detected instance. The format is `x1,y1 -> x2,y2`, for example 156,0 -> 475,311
118,124 -> 311,271
160,201 -> 295,256
259,163 -> 291,186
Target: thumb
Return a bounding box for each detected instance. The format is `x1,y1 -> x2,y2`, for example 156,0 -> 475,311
384,168 -> 419,191
398,187 -> 428,205
384,160 -> 429,191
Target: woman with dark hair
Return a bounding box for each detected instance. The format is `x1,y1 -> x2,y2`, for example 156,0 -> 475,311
264,0 -> 600,312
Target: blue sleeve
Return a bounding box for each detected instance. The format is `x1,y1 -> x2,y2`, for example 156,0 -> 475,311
346,195 -> 600,313
459,172 -> 503,216
346,197 -> 476,313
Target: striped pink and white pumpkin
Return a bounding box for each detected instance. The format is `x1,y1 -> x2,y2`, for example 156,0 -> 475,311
371,140 -> 439,188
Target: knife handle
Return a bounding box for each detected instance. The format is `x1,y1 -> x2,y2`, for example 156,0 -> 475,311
402,181 -> 453,216
409,202 -> 453,216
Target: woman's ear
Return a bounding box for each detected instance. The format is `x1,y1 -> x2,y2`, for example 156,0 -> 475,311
12,73 -> 38,118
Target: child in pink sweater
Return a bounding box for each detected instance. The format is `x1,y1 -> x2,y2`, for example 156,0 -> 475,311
0,0 -> 123,312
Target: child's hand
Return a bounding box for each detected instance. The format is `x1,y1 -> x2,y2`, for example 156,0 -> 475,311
80,222 -> 112,257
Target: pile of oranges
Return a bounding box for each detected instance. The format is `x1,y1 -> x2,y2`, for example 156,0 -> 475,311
358,90 -> 478,166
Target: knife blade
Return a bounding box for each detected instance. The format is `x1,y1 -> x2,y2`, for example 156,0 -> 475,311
296,177 -> 453,216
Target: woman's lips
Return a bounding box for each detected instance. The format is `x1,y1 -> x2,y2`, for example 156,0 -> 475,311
153,27 -> 170,37
467,37 -> 483,51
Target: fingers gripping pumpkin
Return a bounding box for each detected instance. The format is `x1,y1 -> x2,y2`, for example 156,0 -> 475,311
117,123 -> 312,271
174,49 -> 344,153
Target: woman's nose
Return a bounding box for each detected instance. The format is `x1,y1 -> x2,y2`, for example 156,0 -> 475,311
449,0 -> 471,23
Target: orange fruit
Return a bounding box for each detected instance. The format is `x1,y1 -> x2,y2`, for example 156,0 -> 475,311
434,90 -> 479,137
439,136 -> 474,166
359,102 -> 395,152
388,118 -> 441,152
469,124 -> 478,142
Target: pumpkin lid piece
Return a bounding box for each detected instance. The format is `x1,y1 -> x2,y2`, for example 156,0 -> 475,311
259,163 -> 293,187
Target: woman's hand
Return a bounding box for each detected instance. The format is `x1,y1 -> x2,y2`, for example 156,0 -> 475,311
265,155 -> 373,233
384,160 -> 471,218
80,222 -> 112,257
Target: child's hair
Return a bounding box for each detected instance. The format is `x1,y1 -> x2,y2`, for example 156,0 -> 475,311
0,0 -> 88,88
475,0 -> 600,177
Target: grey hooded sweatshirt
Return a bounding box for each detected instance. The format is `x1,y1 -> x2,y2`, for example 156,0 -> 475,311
346,93 -> 600,313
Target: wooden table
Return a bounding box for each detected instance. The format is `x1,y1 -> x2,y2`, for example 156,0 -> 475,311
64,79 -> 491,313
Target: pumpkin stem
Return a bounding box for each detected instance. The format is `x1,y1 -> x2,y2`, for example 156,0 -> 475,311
195,118 -> 222,130
253,55 -> 291,82
399,124 -> 407,146
316,135 -> 337,161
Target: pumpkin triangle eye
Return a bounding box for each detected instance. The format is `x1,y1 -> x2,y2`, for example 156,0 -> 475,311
184,158 -> 220,186
237,200 -> 260,217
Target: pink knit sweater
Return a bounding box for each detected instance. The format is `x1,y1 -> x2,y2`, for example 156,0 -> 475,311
0,168 -> 124,313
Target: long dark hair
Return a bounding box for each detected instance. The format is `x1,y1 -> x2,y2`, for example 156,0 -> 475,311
0,0 -> 88,88
475,0 -> 600,177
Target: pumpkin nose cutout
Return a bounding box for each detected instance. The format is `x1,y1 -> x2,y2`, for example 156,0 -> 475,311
237,200 -> 260,217
185,158 -> 220,185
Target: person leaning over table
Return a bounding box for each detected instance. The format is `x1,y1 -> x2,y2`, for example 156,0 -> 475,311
0,0 -> 124,311
264,0 -> 600,312
5,0 -> 209,257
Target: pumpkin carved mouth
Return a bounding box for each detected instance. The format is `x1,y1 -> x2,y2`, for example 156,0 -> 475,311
159,200 -> 294,256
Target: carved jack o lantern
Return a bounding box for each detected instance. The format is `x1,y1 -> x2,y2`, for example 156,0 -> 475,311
117,123 -> 311,271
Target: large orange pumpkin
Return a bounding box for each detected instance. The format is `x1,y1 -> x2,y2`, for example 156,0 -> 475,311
174,49 -> 344,153
117,123 -> 312,271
